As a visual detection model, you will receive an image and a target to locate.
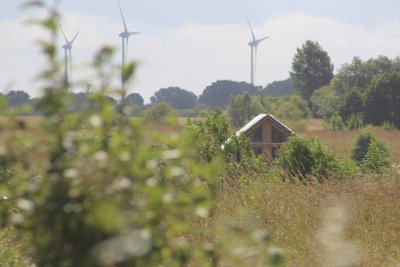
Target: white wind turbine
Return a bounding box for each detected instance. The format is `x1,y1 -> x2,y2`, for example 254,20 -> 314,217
246,14 -> 269,85
117,0 -> 140,100
59,25 -> 79,86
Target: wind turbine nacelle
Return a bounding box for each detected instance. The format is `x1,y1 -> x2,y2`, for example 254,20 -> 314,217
248,41 -> 257,46
120,32 -> 140,38
62,44 -> 72,49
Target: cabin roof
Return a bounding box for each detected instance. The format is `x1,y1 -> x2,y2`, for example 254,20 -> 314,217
236,114 -> 294,136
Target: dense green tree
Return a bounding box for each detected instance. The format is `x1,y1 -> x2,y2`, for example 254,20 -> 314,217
364,71 -> 400,128
198,80 -> 260,108
69,92 -> 117,113
258,95 -> 310,120
290,40 -> 334,102
331,56 -> 398,94
310,86 -> 339,119
228,93 -> 310,127
126,93 -> 144,107
228,93 -> 263,127
310,56 -> 400,125
273,95 -> 310,120
150,87 -> 197,109
6,90 -> 30,107
338,88 -> 365,123
262,78 -> 294,96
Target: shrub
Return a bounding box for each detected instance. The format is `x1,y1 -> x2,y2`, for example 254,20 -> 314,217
362,139 -> 390,172
351,129 -> 391,172
329,115 -> 345,130
144,101 -> 177,124
275,135 -> 344,182
351,131 -> 373,163
187,109 -> 230,163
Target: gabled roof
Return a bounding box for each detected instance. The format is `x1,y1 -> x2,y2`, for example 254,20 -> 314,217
236,114 -> 294,136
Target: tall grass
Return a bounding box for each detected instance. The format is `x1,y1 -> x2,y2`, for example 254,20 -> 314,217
211,172 -> 400,266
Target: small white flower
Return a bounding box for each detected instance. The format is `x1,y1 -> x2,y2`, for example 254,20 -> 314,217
0,146 -> 7,156
64,168 -> 79,179
17,199 -> 35,213
163,192 -> 174,203
89,115 -> 103,128
93,151 -> 109,163
112,178 -> 132,191
119,152 -> 131,162
162,149 -> 182,160
169,167 -> 185,177
146,177 -> 158,187
195,207 -> 210,218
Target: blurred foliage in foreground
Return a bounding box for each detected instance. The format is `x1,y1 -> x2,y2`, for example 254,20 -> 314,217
0,2 -> 283,266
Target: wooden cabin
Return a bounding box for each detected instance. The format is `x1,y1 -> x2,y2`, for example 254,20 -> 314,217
236,114 -> 294,163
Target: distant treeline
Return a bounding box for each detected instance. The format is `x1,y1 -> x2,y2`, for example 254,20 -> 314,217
2,78 -> 294,115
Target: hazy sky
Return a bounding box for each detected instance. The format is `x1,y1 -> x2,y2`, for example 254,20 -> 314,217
1,0 -> 400,102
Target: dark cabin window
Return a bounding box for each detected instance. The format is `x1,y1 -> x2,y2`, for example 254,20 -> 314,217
254,147 -> 263,156
271,127 -> 288,143
250,126 -> 263,143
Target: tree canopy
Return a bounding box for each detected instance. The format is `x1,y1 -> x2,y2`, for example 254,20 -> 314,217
290,40 -> 334,102
262,78 -> 294,96
6,90 -> 31,107
126,93 -> 144,107
309,56 -> 400,128
364,71 -> 400,128
150,87 -> 197,109
198,80 -> 260,108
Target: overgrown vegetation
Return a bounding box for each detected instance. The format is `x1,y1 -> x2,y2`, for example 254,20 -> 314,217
275,135 -> 353,183
0,2 -> 282,266
0,2 -> 399,267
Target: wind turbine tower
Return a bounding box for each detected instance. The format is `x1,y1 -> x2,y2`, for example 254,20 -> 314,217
246,15 -> 269,85
59,25 -> 79,86
117,0 -> 140,100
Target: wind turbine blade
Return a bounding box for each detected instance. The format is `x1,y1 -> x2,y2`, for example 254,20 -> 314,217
58,24 -> 69,43
117,0 -> 128,32
257,36 -> 269,43
245,13 -> 256,41
71,31 -> 80,44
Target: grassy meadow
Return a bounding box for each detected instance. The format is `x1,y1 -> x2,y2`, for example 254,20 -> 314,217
193,118 -> 400,266
1,117 -> 400,266
210,170 -> 400,266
